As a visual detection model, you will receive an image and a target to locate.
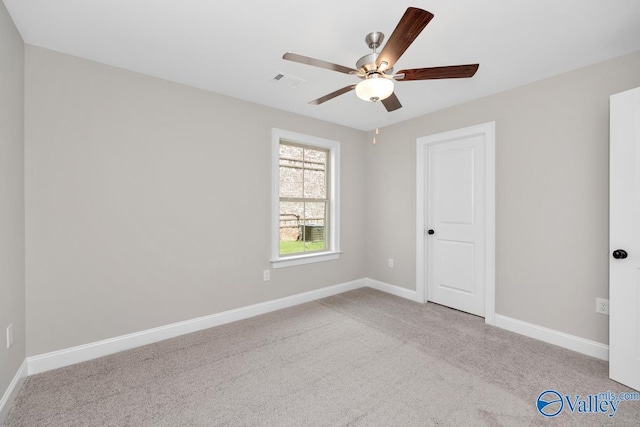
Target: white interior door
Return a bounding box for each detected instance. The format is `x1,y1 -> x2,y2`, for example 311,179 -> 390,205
426,134 -> 486,317
610,86 -> 640,391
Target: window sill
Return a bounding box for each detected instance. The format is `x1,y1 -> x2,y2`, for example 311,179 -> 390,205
271,251 -> 343,269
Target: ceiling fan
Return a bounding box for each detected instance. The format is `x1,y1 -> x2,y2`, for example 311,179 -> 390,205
282,7 -> 479,112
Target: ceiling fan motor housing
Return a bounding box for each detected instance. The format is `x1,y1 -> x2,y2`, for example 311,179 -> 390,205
356,53 -> 379,73
357,33 -> 393,75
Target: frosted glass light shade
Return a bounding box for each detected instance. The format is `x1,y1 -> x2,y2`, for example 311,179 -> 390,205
355,77 -> 394,102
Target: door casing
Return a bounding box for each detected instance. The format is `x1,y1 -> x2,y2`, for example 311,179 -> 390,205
416,122 -> 496,325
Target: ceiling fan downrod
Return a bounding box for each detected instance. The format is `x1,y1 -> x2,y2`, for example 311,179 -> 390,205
356,32 -> 391,75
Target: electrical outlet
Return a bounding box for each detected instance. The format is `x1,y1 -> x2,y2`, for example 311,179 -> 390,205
596,298 -> 609,315
263,270 -> 270,282
6,324 -> 13,349
388,258 -> 394,268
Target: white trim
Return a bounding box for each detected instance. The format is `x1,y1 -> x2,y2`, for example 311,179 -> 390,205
271,251 -> 342,269
271,128 -> 341,268
365,278 -> 422,302
366,278 -> 607,361
28,279 -> 365,375
494,314 -> 609,361
416,122 -> 496,325
484,124 -> 496,325
366,277 -> 606,361
0,359 -> 28,424
416,140 -> 427,302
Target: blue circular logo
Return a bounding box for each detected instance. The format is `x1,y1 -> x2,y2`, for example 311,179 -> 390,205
537,390 -> 563,417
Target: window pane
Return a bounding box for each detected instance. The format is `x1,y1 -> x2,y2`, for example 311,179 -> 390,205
304,239 -> 325,252
280,144 -> 303,161
302,202 -> 326,252
303,149 -> 327,198
279,145 -> 303,198
304,202 -> 326,226
304,169 -> 326,199
279,163 -> 303,198
279,202 -> 303,255
304,147 -> 326,164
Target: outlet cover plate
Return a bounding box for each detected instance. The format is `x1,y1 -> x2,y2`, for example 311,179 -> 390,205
6,324 -> 13,349
596,298 -> 609,315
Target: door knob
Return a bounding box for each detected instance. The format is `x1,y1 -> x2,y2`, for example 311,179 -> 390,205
612,249 -> 628,259
427,229 -> 435,235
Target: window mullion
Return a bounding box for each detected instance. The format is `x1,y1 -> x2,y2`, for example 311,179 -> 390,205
280,197 -> 328,203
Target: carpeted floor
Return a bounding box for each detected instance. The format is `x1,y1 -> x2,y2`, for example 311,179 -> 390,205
4,288 -> 640,426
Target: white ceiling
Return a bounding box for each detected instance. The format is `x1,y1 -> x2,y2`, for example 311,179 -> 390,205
4,0 -> 640,131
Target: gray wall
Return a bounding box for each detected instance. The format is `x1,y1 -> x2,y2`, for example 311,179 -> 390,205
365,51 -> 640,344
25,46 -> 367,356
19,39 -> 640,356
0,0 -> 25,399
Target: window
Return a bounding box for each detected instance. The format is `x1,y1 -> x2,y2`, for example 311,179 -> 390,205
271,129 -> 341,268
279,143 -> 328,254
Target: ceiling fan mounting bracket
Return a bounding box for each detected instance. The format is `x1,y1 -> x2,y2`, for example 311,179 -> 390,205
365,32 -> 384,50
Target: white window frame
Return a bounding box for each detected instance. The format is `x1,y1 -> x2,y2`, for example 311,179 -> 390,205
271,128 -> 341,268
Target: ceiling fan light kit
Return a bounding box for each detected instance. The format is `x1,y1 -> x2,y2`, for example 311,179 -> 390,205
356,75 -> 394,102
282,7 -> 479,112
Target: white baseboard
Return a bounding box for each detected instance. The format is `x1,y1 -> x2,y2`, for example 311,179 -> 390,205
24,277 -> 609,378
494,314 -> 609,361
0,359 -> 28,424
365,278 -> 422,302
28,279 -> 366,375
368,280 -> 609,361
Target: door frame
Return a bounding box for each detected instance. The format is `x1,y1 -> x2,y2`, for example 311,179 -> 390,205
416,122 -> 496,325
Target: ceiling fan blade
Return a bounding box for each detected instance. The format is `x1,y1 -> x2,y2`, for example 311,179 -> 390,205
396,64 -> 479,81
382,92 -> 402,112
309,85 -> 357,105
376,7 -> 434,71
283,52 -> 358,75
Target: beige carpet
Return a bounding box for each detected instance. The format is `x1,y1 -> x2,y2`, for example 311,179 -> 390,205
4,288 -> 640,426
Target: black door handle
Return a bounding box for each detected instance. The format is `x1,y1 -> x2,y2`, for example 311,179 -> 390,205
613,249 -> 628,259
427,229 -> 435,235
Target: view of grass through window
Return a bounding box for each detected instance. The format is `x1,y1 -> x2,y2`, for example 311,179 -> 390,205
279,142 -> 328,256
